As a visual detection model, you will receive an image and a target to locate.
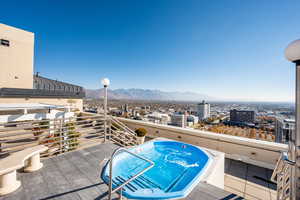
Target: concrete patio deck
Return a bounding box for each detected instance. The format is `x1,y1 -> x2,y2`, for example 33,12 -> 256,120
0,143 -> 276,200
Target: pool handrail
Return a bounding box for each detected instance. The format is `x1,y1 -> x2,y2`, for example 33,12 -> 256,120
108,147 -> 155,200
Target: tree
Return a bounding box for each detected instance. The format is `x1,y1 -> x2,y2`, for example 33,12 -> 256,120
249,129 -> 256,139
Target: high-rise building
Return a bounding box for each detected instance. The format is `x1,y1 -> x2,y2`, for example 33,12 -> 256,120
122,104 -> 129,112
197,100 -> 210,120
230,109 -> 255,123
275,117 -> 295,144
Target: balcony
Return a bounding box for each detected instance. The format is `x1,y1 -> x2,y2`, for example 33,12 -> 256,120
0,113 -> 289,200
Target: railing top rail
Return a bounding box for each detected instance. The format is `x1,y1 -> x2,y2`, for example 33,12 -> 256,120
0,118 -> 52,127
110,147 -> 154,172
0,115 -> 104,128
76,114 -> 105,120
281,151 -> 296,166
0,117 -> 104,134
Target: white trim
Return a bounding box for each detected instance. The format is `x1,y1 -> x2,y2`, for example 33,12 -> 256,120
0,109 -> 74,123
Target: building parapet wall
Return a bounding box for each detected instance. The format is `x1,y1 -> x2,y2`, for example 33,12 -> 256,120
118,117 -> 288,169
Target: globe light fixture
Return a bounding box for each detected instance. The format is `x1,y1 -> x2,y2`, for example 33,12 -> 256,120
101,78 -> 110,87
285,39 -> 300,63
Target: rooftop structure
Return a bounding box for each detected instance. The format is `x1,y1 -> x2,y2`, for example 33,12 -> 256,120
0,24 -> 85,111
0,23 -> 34,89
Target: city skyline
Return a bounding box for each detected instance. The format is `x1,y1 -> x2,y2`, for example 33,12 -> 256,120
1,0 -> 300,102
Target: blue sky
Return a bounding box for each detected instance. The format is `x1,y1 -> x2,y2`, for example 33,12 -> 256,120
1,0 -> 300,102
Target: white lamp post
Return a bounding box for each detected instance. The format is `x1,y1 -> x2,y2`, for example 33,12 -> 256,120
101,78 -> 110,143
285,39 -> 300,200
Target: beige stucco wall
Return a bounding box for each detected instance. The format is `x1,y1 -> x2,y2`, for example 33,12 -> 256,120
0,98 -> 83,111
0,24 -> 34,89
118,118 -> 288,169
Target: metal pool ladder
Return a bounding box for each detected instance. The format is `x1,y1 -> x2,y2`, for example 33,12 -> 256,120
107,147 -> 155,200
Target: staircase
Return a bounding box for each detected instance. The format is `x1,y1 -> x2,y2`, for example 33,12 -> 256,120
111,174 -> 161,193
108,116 -> 139,147
271,152 -> 291,200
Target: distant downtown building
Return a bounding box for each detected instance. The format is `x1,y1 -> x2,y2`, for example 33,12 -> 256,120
147,112 -> 170,125
187,115 -> 199,124
122,104 -> 129,112
230,109 -> 255,123
197,100 -> 210,120
275,117 -> 295,144
171,113 -> 187,128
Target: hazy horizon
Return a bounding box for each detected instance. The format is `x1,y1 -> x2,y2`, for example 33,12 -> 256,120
2,0 -> 300,102
86,87 -> 296,103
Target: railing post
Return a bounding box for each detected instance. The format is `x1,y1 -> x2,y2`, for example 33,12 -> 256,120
49,119 -> 54,135
277,173 -> 280,200
104,85 -> 108,143
108,118 -> 112,141
294,62 -> 300,200
59,118 -> 63,154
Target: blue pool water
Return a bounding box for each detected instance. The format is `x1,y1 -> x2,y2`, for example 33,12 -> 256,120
101,140 -> 212,199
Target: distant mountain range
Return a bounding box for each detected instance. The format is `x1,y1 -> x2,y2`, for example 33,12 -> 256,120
85,88 -> 214,101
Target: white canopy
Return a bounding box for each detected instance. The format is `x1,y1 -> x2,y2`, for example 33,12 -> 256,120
0,103 -> 64,111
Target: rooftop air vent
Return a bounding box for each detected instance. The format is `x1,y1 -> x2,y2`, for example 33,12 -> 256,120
1,39 -> 10,47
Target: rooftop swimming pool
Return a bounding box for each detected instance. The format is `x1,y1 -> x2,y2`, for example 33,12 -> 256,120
101,140 -> 214,199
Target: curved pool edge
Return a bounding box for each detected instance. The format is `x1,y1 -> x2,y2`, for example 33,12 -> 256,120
101,138 -> 225,199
